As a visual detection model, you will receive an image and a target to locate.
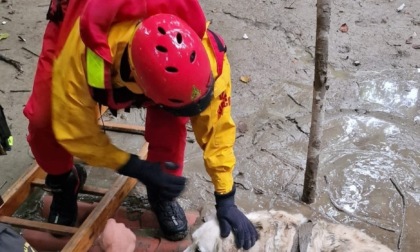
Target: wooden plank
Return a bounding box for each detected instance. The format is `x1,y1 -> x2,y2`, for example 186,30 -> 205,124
0,119 -> 148,250
31,179 -> 108,196
62,141 -> 147,251
95,104 -> 145,135
62,175 -> 137,251
138,142 -> 149,159
0,216 -> 77,236
0,164 -> 46,216
99,121 -> 145,135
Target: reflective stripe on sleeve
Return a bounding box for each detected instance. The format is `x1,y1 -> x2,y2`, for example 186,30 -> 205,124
86,48 -> 105,88
7,136 -> 13,147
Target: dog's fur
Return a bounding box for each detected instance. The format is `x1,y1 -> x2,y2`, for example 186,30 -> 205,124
184,210 -> 392,252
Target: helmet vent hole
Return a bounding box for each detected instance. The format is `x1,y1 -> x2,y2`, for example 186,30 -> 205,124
168,98 -> 183,104
166,67 -> 178,73
176,33 -> 183,44
190,51 -> 196,63
156,45 -> 168,52
158,27 -> 166,35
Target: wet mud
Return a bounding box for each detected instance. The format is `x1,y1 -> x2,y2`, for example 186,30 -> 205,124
1,0 -> 419,251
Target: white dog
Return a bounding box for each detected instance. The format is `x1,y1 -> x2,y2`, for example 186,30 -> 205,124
184,210 -> 392,252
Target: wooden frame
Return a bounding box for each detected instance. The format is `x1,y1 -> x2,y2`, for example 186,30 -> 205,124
0,106 -> 148,251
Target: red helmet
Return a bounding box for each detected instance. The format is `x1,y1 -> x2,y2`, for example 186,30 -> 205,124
129,14 -> 213,116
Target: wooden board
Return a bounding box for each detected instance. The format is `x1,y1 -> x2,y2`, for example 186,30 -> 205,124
62,141 -> 148,251
61,175 -> 138,251
0,163 -> 46,216
99,121 -> 145,135
0,115 -> 149,251
0,216 -> 78,236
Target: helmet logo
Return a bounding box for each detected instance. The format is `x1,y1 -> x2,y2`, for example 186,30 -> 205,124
191,86 -> 201,101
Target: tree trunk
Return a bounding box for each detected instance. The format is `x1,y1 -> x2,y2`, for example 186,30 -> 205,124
301,0 -> 331,204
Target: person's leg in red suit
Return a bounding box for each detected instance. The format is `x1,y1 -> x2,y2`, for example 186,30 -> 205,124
23,21 -> 73,175
145,106 -> 188,176
144,105 -> 189,240
23,20 -> 86,228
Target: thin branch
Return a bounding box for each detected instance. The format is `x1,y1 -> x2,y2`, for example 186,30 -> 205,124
0,180 -> 7,190
22,47 -> 39,57
324,175 -> 397,233
261,148 -> 304,171
10,90 -> 30,93
287,94 -> 305,108
285,0 -> 296,9
0,53 -> 23,72
301,0 -> 331,203
390,177 -> 407,250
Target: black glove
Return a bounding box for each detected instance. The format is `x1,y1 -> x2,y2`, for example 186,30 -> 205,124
118,154 -> 187,200
215,187 -> 258,250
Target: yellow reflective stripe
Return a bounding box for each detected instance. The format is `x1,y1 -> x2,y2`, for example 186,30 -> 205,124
86,49 -> 105,88
7,135 -> 13,146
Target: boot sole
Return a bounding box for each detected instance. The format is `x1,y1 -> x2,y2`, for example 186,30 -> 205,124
163,229 -> 189,241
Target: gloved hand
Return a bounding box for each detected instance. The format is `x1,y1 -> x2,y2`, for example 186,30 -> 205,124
80,0 -> 206,63
215,187 -> 258,250
118,154 -> 186,200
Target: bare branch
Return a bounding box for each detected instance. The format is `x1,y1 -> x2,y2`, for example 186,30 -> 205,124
390,177 -> 407,250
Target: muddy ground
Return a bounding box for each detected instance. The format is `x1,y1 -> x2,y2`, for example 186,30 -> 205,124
0,0 -> 419,251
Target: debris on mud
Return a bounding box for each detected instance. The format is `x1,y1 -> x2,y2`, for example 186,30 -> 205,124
339,23 -> 348,33
237,121 -> 248,133
240,75 -> 251,83
397,3 -> 406,12
0,53 -> 23,72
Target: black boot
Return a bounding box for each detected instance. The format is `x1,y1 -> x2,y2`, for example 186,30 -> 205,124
45,164 -> 87,227
147,186 -> 188,241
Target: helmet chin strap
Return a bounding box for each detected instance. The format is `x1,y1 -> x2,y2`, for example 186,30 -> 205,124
160,75 -> 215,117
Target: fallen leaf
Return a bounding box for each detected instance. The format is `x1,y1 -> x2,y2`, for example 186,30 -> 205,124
253,187 -> 264,195
0,33 -> 9,40
413,44 -> 420,49
240,75 -> 251,83
339,23 -> 348,33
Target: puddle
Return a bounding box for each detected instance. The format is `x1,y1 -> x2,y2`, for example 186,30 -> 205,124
357,70 -> 419,117
315,68 -> 420,249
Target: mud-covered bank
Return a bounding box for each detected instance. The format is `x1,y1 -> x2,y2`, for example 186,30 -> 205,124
0,0 -> 419,251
